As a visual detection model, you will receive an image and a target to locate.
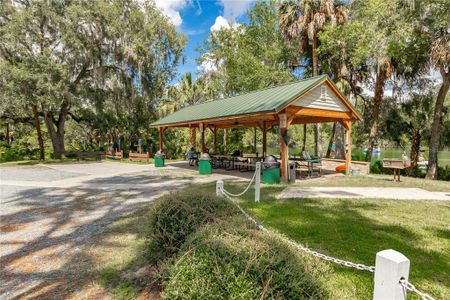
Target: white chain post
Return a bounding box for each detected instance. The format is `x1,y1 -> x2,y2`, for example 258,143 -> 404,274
373,249 -> 410,300
216,180 -> 224,197
255,162 -> 261,202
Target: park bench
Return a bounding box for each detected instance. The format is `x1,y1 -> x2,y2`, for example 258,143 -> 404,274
75,151 -> 105,161
105,150 -> 123,160
129,151 -> 150,163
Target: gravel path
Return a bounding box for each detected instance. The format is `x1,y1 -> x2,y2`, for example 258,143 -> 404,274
0,161 -> 243,299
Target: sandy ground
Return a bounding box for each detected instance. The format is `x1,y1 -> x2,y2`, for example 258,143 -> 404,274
0,161 -> 246,299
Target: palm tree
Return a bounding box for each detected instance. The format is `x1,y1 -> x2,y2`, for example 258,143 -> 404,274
279,0 -> 347,156
426,32 -> 450,179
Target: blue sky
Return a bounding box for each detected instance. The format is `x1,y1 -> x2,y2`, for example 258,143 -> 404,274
154,0 -> 254,83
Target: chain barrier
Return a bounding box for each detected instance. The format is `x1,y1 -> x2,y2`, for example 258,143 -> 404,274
221,169 -> 257,197
219,186 -> 375,273
219,168 -> 437,300
400,279 -> 436,300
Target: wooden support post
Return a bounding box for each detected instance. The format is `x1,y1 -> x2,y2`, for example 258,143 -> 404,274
214,126 -> 218,154
345,121 -> 352,176
262,121 -> 267,158
190,126 -> 196,149
200,123 -> 205,154
159,127 -> 164,152
253,127 -> 257,154
279,113 -> 288,183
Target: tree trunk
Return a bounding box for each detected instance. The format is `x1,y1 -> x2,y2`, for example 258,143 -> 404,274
335,123 -> 345,159
326,123 -> 336,157
31,104 -> 45,160
410,129 -> 421,168
6,122 -> 10,144
426,69 -> 450,179
41,99 -> 68,159
301,124 -> 307,152
366,67 -> 388,162
312,36 -> 322,157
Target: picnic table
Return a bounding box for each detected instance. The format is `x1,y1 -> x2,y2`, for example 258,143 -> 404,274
382,159 -> 411,182
210,154 -> 261,171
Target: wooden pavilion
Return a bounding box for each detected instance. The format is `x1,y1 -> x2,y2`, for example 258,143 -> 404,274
150,75 -> 362,182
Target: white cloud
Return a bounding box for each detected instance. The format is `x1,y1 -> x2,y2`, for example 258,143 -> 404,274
210,16 -> 231,31
154,0 -> 188,27
218,0 -> 253,22
197,53 -> 221,73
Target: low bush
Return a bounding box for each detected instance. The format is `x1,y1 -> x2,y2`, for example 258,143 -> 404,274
145,190 -> 237,263
437,165 -> 450,181
160,222 -> 330,299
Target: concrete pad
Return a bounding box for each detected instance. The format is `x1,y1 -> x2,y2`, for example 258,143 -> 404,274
277,187 -> 450,201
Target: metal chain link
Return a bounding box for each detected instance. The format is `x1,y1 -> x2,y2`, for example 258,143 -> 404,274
219,186 -> 376,273
221,169 -> 257,197
219,170 -> 436,300
399,279 -> 436,300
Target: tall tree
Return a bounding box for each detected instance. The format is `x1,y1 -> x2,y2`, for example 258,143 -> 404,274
0,0 -> 185,158
279,0 -> 348,156
425,14 -> 450,178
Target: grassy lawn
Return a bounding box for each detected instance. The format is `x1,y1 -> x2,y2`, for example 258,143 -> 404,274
216,179 -> 450,299
88,175 -> 449,299
294,173 -> 450,192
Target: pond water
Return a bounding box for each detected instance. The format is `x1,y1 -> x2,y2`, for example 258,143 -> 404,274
353,148 -> 450,167
265,146 -> 450,167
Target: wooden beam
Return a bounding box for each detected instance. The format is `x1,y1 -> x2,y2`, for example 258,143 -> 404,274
159,127 -> 164,152
189,127 -> 196,149
262,121 -> 267,158
279,112 -> 289,183
290,116 -> 344,125
287,106 -> 353,119
214,126 -> 218,154
215,120 -> 277,129
200,123 -> 205,154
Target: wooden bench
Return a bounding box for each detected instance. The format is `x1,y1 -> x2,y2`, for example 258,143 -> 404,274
105,150 -> 123,160
75,151 -> 105,161
129,151 -> 150,163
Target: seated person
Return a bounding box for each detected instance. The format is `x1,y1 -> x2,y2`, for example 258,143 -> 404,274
186,147 -> 198,166
231,149 -> 241,157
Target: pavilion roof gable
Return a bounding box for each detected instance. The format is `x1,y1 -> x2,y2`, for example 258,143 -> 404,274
151,75 -> 361,127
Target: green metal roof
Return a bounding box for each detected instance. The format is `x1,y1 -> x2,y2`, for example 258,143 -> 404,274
151,75 -> 355,127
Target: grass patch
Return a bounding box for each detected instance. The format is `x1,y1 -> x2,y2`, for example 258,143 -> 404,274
88,175 -> 449,299
216,181 -> 450,299
294,174 -> 450,192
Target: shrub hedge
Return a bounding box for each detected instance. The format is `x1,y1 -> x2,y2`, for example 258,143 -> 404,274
145,190 -> 237,263
160,222 -> 330,299
145,190 -> 336,299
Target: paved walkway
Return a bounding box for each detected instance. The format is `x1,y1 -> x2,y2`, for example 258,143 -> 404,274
0,161 -> 246,299
278,187 -> 450,201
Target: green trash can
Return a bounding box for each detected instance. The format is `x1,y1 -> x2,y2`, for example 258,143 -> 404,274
262,155 -> 280,184
198,153 -> 212,174
154,151 -> 165,167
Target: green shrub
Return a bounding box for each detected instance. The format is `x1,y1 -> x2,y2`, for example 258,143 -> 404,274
369,159 -> 386,174
437,165 -> 450,181
160,222 -> 330,300
146,191 -> 237,263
